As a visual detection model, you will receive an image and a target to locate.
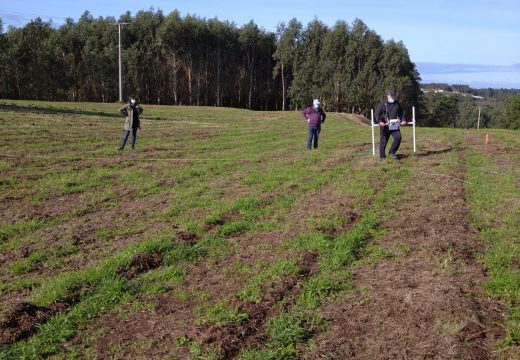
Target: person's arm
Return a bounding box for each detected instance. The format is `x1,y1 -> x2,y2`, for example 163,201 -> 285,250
119,106 -> 128,116
138,106 -> 143,115
320,109 -> 326,123
375,102 -> 385,127
302,107 -> 310,122
397,102 -> 406,125
397,102 -> 403,119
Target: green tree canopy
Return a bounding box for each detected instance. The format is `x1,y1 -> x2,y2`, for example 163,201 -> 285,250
503,93 -> 520,129
0,11 -> 422,117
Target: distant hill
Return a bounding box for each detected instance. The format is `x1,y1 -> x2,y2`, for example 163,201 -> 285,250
416,62 -> 520,89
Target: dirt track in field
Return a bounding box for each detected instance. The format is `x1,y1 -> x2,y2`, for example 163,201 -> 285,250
305,147 -> 506,359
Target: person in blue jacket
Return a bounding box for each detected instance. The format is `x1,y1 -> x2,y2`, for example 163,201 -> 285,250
302,99 -> 326,150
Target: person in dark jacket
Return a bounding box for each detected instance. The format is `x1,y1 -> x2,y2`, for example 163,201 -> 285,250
301,99 -> 326,150
118,95 -> 143,150
374,89 -> 406,159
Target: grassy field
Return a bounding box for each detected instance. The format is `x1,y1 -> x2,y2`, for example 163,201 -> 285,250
0,100 -> 518,359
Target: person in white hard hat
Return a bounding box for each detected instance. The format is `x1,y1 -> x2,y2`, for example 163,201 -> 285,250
301,98 -> 326,150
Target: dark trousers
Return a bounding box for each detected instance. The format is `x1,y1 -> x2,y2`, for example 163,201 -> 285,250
379,127 -> 401,158
120,127 -> 138,149
307,125 -> 321,150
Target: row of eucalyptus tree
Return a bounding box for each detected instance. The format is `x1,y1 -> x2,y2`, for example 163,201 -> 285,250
274,17 -> 421,117
0,10 -> 421,116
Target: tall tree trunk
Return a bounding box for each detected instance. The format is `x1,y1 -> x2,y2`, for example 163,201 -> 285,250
15,69 -> 21,99
247,51 -> 254,109
281,62 -> 286,111
173,54 -> 178,105
216,47 -> 221,106
196,76 -> 201,106
182,57 -> 193,105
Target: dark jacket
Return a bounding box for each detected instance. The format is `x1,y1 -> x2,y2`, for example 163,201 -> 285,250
302,106 -> 326,126
374,100 -> 403,124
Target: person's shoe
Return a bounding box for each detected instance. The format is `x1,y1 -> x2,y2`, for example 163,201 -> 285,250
389,153 -> 397,159
118,147 -> 123,151
131,146 -> 135,150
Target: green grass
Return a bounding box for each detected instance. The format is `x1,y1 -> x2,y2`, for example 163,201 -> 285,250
9,250 -> 47,275
265,311 -> 309,349
239,259 -> 301,303
197,302 -> 249,325
1,100 -> 519,358
0,218 -> 56,243
0,230 -> 206,358
466,149 -> 520,347
235,167 -> 409,358
136,265 -> 186,295
3,276 -> 131,359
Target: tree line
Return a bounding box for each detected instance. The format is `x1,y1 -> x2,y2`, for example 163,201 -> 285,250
0,9 -> 420,115
0,9 -> 518,129
420,85 -> 520,129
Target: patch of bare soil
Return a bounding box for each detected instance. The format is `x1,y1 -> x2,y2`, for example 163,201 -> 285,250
87,294 -> 195,360
81,229 -> 316,360
176,230 -> 201,245
0,190 -> 173,339
0,192 -> 85,227
467,134 -> 520,174
316,209 -> 361,239
290,189 -> 362,238
1,189 -> 170,277
0,295 -> 80,345
194,251 -> 319,358
76,232 -> 282,358
116,251 -> 164,280
306,151 -> 506,359
203,210 -> 241,230
0,302 -> 51,344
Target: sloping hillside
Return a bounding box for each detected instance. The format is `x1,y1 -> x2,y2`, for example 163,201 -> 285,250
0,101 -> 518,359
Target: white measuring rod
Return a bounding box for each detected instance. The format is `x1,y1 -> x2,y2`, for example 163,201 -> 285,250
371,106 -> 416,156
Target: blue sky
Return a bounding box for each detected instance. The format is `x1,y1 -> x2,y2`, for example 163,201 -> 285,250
1,0 -> 520,87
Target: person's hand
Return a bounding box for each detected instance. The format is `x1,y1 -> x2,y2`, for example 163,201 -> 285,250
400,120 -> 407,126
379,121 -> 386,128
307,118 -> 310,123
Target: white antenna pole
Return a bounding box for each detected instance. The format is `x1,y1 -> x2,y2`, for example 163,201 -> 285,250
412,106 -> 416,153
477,106 -> 481,130
371,109 -> 375,156
117,22 -> 129,102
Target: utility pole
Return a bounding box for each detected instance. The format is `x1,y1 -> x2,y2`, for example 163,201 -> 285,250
117,22 -> 129,102
477,106 -> 481,130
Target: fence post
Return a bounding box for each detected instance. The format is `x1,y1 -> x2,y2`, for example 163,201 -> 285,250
371,109 -> 375,156
412,106 -> 416,153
